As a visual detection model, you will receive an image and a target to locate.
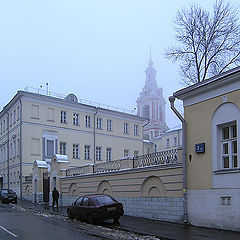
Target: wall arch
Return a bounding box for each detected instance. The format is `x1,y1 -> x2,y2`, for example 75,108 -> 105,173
212,102 -> 240,179
141,176 -> 166,197
68,183 -> 78,196
97,180 -> 112,195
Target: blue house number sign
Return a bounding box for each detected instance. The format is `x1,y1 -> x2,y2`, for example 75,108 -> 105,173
195,143 -> 205,153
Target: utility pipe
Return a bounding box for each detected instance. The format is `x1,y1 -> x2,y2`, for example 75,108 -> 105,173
93,108 -> 98,165
19,98 -> 23,199
142,119 -> 150,155
169,96 -> 188,224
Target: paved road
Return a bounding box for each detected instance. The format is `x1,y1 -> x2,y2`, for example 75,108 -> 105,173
0,203 -> 105,240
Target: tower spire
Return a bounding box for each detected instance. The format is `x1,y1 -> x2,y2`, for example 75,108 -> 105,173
148,46 -> 153,66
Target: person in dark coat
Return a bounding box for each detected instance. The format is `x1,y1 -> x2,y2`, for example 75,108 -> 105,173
52,187 -> 59,209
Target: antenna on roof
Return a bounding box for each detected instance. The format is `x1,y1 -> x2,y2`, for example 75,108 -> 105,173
46,83 -> 49,95
38,85 -> 42,94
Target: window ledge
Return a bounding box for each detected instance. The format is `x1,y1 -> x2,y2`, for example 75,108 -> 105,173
214,168 -> 240,175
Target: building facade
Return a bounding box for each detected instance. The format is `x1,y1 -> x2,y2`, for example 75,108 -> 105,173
173,67 -> 240,231
137,56 -> 168,140
143,129 -> 182,155
0,90 -> 146,196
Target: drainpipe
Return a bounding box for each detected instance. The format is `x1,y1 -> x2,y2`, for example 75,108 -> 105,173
6,111 -> 10,190
93,108 -> 98,165
19,98 -> 23,199
2,108 -> 10,190
142,119 -> 150,155
169,96 -> 188,224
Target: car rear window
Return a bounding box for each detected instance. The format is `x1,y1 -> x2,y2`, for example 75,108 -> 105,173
92,195 -> 117,206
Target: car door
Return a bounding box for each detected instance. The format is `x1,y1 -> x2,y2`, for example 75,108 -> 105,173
80,197 -> 89,220
71,197 -> 83,217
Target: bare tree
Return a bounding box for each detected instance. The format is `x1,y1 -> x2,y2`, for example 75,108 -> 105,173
165,0 -> 240,85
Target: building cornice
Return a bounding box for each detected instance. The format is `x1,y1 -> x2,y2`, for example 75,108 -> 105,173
173,66 -> 240,101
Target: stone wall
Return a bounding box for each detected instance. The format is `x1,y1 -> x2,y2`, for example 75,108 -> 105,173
117,197 -> 183,223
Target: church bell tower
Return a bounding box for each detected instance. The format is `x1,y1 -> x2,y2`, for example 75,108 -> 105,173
136,54 -> 168,140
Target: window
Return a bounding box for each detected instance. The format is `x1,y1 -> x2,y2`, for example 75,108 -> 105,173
17,139 -> 20,156
1,122 -> 2,134
13,140 -> 16,158
47,140 -> 54,157
107,119 -> 112,131
134,151 -> 139,157
166,139 -> 170,148
73,144 -> 80,159
96,146 -> 102,161
124,149 -> 129,157
97,118 -> 102,129
10,113 -> 12,126
106,148 -> 112,161
147,147 -> 150,154
47,108 -> 54,122
32,105 -> 39,119
174,137 -> 177,147
221,123 -> 237,169
13,110 -> 16,123
85,115 -> 91,128
61,111 -> 67,123
10,143 -> 12,159
134,125 -> 139,136
17,106 -> 20,121
3,120 -> 5,132
84,145 -> 91,160
0,147 -> 2,163
73,113 -> 79,125
60,142 -> 67,155
124,123 -> 129,134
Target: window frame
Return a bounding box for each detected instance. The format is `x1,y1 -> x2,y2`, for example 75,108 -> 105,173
220,122 -> 238,169
107,119 -> 112,131
73,144 -> 80,159
60,142 -> 67,155
61,111 -> 67,124
124,122 -> 129,134
84,145 -> 91,160
73,113 -> 79,125
106,147 -> 112,161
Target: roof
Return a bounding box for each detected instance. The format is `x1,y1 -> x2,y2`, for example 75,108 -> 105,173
0,90 -> 147,123
34,160 -> 48,168
53,154 -> 69,163
173,66 -> 240,100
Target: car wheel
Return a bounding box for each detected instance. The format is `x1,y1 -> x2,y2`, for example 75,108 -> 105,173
67,209 -> 74,220
14,199 -> 17,204
113,216 -> 120,223
87,215 -> 93,224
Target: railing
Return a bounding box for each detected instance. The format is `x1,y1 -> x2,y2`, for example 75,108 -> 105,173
23,86 -> 134,115
66,167 -> 84,177
94,160 -> 121,173
64,149 -> 181,177
133,149 -> 179,168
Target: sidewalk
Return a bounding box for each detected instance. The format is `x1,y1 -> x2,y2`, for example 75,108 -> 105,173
17,199 -> 240,240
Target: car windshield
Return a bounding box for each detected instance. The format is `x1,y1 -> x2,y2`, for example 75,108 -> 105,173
92,195 -> 116,206
1,190 -> 8,194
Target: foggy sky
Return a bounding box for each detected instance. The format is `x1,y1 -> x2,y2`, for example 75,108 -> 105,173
0,0 -> 239,129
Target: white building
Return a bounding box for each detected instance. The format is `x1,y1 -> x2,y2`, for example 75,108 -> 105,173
0,89 -> 146,197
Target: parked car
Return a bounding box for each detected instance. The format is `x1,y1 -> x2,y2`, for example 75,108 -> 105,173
67,194 -> 124,223
0,189 -> 17,204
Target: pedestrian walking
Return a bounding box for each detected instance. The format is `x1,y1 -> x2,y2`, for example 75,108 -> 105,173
52,187 -> 59,209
